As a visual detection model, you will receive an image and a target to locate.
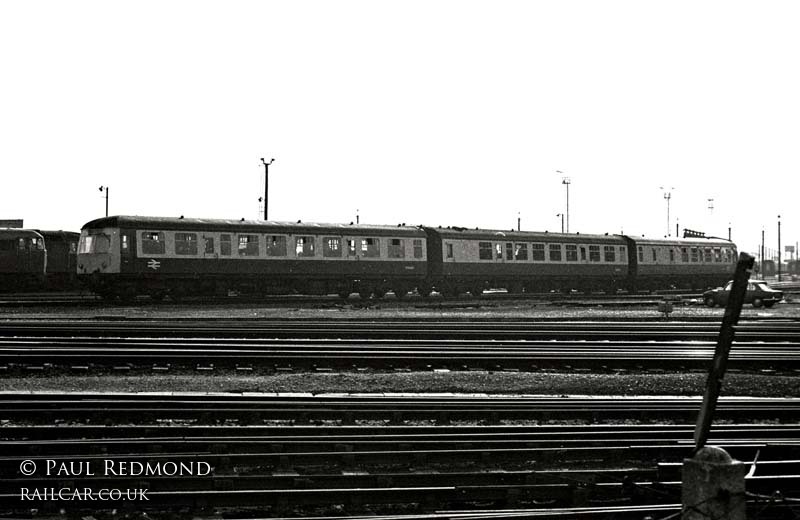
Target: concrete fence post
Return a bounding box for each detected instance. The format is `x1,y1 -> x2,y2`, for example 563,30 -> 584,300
682,446 -> 747,520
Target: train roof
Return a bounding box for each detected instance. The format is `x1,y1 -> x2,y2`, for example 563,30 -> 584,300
35,230 -> 80,240
629,236 -> 735,247
425,226 -> 628,244
81,216 -> 427,237
0,228 -> 44,240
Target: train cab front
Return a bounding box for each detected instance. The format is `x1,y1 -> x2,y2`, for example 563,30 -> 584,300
77,222 -> 121,295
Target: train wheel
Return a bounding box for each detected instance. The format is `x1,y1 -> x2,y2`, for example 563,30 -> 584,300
471,286 -> 484,298
358,287 -> 372,299
752,298 -> 764,308
338,290 -> 351,300
704,296 -> 715,308
373,288 -> 386,299
417,284 -> 432,298
394,287 -> 407,299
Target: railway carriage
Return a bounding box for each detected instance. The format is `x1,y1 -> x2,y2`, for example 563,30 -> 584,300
0,228 -> 46,291
624,236 -> 737,291
77,216 -> 428,300
423,227 -> 631,295
36,230 -> 80,289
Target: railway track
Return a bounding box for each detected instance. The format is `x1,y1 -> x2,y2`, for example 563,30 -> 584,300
2,397 -> 800,516
2,318 -> 800,372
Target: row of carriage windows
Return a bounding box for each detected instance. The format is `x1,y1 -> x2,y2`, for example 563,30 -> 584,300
468,242 -> 626,263
140,232 -> 424,259
637,246 -> 735,263
454,241 -> 735,264
0,237 -> 44,251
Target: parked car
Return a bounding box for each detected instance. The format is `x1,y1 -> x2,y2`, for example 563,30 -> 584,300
703,280 -> 784,308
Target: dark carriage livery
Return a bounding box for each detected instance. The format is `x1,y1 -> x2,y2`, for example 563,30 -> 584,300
423,227 -> 737,295
77,216 -> 428,300
35,230 -> 80,289
0,228 -> 46,291
624,236 -> 738,291
423,227 -> 631,295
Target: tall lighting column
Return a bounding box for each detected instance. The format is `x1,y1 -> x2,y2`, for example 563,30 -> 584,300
660,187 -> 674,236
558,172 -> 571,233
98,186 -> 109,217
260,158 -> 275,220
778,215 -> 782,282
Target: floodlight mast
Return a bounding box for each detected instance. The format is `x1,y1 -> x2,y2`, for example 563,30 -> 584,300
260,158 -> 275,220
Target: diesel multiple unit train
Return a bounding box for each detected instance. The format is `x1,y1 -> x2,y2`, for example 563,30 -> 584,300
76,215 -> 739,301
0,228 -> 80,291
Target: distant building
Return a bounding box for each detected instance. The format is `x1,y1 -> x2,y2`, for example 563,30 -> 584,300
0,220 -> 23,228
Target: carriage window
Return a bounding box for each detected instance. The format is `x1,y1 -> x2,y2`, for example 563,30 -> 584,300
690,247 -> 699,262
220,234 -> 231,256
669,249 -> 675,262
495,243 -> 503,260
651,248 -> 657,262
619,246 -> 626,260
389,238 -> 405,258
141,232 -> 165,254
296,236 -> 315,257
413,239 -> 423,259
681,247 -> 689,263
361,238 -> 380,257
506,242 -> 514,260
70,242 -> 78,253
413,239 -> 423,258
347,239 -> 357,256
589,245 -> 600,262
323,237 -> 341,257
204,237 -> 214,254
79,233 -> 110,254
478,242 -> 493,260
121,235 -> 128,252
531,243 -> 545,261
714,248 -> 722,262
565,244 -> 578,262
703,248 -> 713,263
446,243 -> 454,259
604,246 -> 615,263
515,243 -> 528,261
267,235 -> 286,256
549,244 -> 562,262
638,246 -> 644,262
238,234 -> 259,256
19,238 -> 26,250
30,237 -> 43,250
175,233 -> 198,255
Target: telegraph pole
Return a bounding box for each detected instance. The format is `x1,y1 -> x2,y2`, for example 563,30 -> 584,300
778,215 -> 782,282
260,158 -> 275,220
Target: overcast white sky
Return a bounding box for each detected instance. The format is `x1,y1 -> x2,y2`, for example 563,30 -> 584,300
2,1 -> 798,256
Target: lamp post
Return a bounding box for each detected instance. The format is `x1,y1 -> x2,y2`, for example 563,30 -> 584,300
98,186 -> 109,217
660,187 -> 674,237
558,172 -> 570,233
260,158 -> 275,220
556,213 -> 564,233
778,215 -> 782,282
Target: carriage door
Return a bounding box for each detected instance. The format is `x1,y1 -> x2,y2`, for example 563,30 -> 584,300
17,238 -> 30,272
120,231 -> 134,272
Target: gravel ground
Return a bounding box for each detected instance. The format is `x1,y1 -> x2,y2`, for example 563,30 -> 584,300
3,370 -> 800,398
